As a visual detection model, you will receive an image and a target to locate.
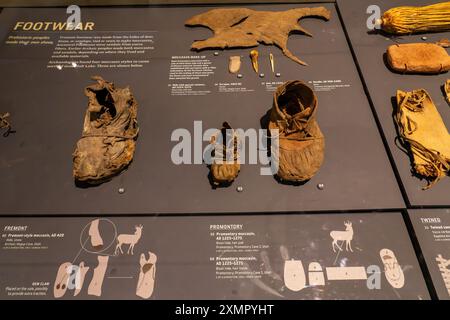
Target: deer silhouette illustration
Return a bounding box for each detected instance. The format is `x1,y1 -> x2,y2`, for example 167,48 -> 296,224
330,221 -> 354,253
115,225 -> 143,255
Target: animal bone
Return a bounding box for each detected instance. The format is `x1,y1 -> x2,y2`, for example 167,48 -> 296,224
228,56 -> 241,74
185,7 -> 331,66
269,53 -> 275,73
250,50 -> 259,73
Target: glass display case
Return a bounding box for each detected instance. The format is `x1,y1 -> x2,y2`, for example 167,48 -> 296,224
0,0 -> 449,301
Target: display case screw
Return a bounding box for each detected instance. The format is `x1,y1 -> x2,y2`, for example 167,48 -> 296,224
276,73 -> 281,77
236,186 -> 244,192
259,73 -> 265,78
237,74 -> 243,78
317,183 -> 324,190
118,187 -> 125,194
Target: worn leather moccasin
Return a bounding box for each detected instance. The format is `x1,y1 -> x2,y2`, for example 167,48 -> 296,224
269,80 -> 324,182
209,122 -> 240,186
73,76 -> 139,185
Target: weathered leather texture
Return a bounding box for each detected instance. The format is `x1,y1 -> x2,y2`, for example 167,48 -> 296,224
185,7 -> 331,66
395,89 -> 450,189
268,80 -> 324,182
73,76 -> 139,185
209,123 -> 240,186
387,43 -> 450,74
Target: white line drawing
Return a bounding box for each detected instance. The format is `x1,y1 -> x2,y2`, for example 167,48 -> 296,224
136,251 -> 157,299
330,221 -> 354,253
88,219 -> 104,248
79,218 -> 117,255
115,225 -> 143,255
308,262 -> 325,286
74,262 -> 90,297
281,245 -> 306,292
436,254 -> 450,296
326,266 -> 367,280
380,248 -> 405,289
54,262 -> 72,298
88,256 -> 109,297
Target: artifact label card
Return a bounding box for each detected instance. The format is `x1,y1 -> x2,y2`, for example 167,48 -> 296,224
409,209 -> 450,300
0,4 -> 403,215
0,212 -> 429,299
337,0 -> 450,206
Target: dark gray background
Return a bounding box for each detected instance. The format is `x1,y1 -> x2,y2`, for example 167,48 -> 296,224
0,0 -> 334,7
0,212 -> 430,299
409,209 -> 450,300
0,4 -> 404,215
338,0 -> 450,207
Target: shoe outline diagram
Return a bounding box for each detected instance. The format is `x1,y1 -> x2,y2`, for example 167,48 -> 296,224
308,262 -> 325,286
54,261 -> 90,298
436,254 -> 450,296
380,248 -> 405,289
88,256 -> 109,297
325,266 -> 368,280
281,245 -> 306,292
54,262 -> 72,298
89,219 -> 104,249
74,262 -> 90,297
330,221 -> 354,253
136,251 -> 157,299
53,219 -> 156,299
115,225 -> 143,255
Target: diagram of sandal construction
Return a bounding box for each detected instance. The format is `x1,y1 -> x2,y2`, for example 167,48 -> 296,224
281,250 -> 404,293
272,222 -> 406,294
88,256 -> 109,297
53,219 -> 156,299
380,248 -> 405,289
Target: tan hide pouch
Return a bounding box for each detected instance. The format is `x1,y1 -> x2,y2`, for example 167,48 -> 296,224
387,43 -> 450,74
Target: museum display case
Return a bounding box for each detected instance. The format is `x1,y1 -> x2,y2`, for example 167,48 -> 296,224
0,0 -> 449,301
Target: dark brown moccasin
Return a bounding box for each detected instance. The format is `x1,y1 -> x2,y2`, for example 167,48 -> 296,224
209,122 -> 240,186
269,80 -> 324,182
73,76 -> 139,185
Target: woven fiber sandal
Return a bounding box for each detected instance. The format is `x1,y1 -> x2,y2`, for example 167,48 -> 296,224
269,80 -> 324,182
395,89 -> 450,189
73,76 -> 139,185
209,122 -> 240,186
